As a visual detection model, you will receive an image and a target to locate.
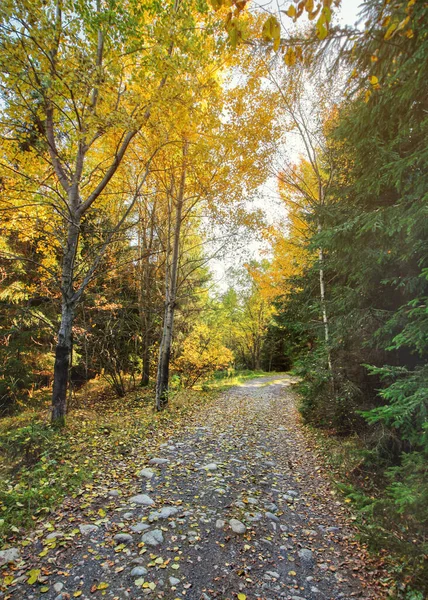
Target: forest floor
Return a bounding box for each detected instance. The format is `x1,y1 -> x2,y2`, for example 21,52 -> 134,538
0,375 -> 387,600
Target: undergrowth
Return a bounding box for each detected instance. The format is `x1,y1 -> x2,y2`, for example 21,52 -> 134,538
0,380 -> 213,544
306,424 -> 428,599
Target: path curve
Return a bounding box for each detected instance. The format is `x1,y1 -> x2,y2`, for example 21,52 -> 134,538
1,375 -> 381,600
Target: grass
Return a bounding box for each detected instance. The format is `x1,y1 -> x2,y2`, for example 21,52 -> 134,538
0,378 -> 215,545
0,369 -> 286,544
202,369 -> 284,391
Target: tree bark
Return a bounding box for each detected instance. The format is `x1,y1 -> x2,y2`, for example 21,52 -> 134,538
317,222 -> 332,372
52,301 -> 74,425
155,143 -> 187,410
141,328 -> 151,386
51,217 -> 79,425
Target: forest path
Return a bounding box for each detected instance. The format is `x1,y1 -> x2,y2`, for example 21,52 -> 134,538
2,375 -> 382,600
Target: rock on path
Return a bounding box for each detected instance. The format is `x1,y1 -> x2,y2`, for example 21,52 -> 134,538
2,375 -> 382,600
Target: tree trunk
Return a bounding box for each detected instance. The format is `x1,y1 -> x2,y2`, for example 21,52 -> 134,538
141,328 -> 151,387
51,219 -> 79,425
155,143 -> 187,410
155,301 -> 174,409
52,301 -> 74,425
318,232 -> 332,371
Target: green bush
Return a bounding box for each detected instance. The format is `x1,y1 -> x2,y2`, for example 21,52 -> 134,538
0,421 -> 88,541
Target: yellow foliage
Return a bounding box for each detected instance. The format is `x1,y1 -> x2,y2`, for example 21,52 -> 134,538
174,324 -> 234,388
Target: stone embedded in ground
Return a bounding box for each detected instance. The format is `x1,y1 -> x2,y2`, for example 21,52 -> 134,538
131,566 -> 148,577
247,497 -> 258,505
286,489 -> 299,496
139,468 -> 154,479
108,489 -> 120,496
149,458 -> 169,465
229,519 -> 246,534
200,463 -> 218,471
303,528 -> 318,537
235,501 -> 245,509
131,523 -> 150,533
53,582 -> 64,593
215,519 -> 225,529
129,494 -> 155,506
46,531 -> 63,540
266,571 -> 280,579
283,494 -> 295,503
148,506 -> 178,522
265,511 -> 279,523
169,576 -> 180,586
264,502 -> 278,512
246,512 -> 262,522
79,524 -> 99,536
298,548 -> 314,563
141,529 -> 164,547
114,533 -> 133,544
0,548 -> 20,566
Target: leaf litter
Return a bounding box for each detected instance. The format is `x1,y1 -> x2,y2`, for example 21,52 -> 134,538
0,376 -> 386,599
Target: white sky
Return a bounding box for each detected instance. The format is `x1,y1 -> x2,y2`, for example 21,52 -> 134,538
209,0 -> 363,292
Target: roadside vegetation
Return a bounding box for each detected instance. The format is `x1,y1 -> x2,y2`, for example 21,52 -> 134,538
0,0 -> 426,597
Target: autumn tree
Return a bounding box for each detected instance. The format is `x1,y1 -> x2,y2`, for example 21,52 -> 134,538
265,62 -> 341,371
148,42 -> 280,409
0,0 -> 223,424
174,323 -> 233,388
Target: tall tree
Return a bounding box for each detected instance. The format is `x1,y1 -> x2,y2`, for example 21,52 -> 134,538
0,0 -> 220,424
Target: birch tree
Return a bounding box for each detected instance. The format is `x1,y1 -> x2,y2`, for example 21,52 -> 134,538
268,65 -> 337,371
0,0 -> 219,424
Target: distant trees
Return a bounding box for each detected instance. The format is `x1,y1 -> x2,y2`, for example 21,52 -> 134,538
217,264 -> 274,371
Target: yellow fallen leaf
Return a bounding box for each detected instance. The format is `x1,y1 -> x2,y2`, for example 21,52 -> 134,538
97,582 -> 109,590
27,569 -> 41,585
238,594 -> 247,600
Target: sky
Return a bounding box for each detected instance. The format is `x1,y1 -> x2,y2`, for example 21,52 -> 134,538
209,0 -> 363,293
